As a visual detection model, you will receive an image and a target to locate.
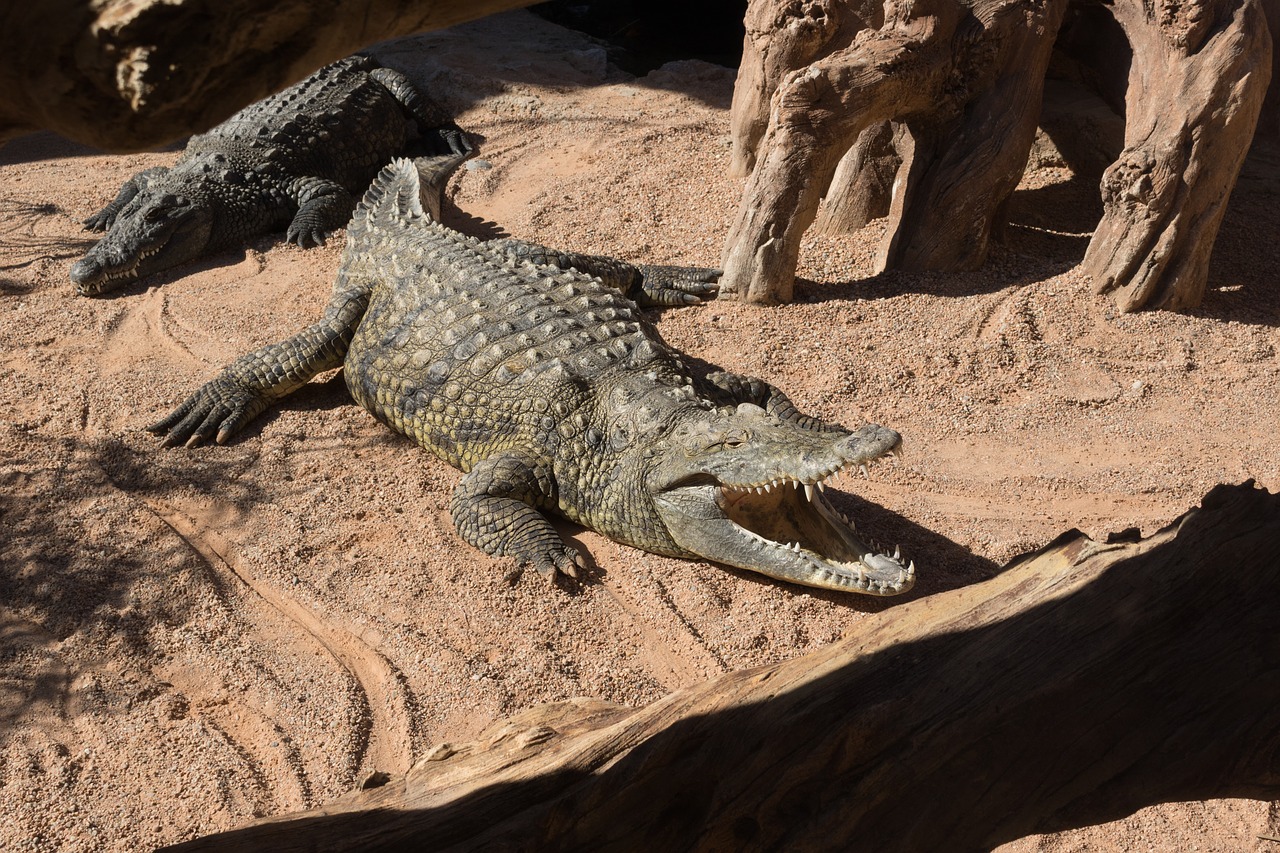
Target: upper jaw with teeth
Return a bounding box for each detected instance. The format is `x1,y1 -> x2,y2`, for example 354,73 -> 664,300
690,431 -> 915,596
726,437 -> 898,499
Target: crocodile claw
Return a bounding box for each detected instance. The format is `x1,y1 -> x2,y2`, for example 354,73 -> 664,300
148,374 -> 268,447
527,546 -> 585,585
286,222 -> 330,249
83,209 -> 118,232
635,264 -> 721,307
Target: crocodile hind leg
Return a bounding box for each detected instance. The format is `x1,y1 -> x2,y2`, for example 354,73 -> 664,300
285,176 -> 357,247
150,286 -> 370,446
707,370 -> 846,433
369,66 -> 471,156
83,166 -> 170,231
449,449 -> 585,583
489,239 -> 721,307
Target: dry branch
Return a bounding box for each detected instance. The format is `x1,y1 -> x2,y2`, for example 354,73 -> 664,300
165,482 -> 1280,852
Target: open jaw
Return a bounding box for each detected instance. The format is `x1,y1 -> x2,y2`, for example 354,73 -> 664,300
658,450 -> 915,596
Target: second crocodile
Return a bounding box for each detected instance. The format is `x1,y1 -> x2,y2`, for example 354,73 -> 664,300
150,157 -> 914,595
71,55 -> 468,296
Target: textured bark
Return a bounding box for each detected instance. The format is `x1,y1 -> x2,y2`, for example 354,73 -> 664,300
165,482 -> 1280,853
0,0 -> 532,151
729,0 -> 883,178
723,0 -> 1274,312
1082,0 -> 1273,311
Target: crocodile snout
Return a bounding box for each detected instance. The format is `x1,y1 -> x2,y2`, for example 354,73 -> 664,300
69,257 -> 105,294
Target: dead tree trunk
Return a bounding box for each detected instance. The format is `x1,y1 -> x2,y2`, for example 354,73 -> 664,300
164,482 -> 1280,852
721,0 -> 1069,304
722,0 -> 1273,312
1082,0 -> 1273,311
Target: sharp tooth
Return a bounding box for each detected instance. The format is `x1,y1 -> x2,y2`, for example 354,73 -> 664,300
816,481 -> 826,493
907,560 -> 916,576
897,570 -> 907,585
804,483 -> 815,501
860,464 -> 870,478
894,545 -> 901,560
791,480 -> 799,489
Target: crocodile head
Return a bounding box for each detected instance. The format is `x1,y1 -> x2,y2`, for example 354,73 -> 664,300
642,402 -> 912,596
70,190 -> 214,295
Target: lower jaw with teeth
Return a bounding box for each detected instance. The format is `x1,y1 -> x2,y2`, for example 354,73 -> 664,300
78,261 -> 143,293
720,476 -> 915,596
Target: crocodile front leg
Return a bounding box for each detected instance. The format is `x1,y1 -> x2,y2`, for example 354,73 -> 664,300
149,288 -> 370,446
285,176 -> 357,247
369,66 -> 471,157
83,167 -> 170,231
707,370 -> 845,432
490,239 -> 720,307
449,449 -> 585,584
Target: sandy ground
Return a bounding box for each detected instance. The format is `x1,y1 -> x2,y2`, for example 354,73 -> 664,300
1,10 -> 1278,851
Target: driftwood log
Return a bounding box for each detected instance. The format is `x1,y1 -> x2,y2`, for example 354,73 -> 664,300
0,0 -> 533,151
721,0 -> 1274,311
165,481 -> 1280,852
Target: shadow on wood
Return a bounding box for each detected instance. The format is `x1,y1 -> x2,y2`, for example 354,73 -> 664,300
0,0 -> 533,151
163,481 -> 1280,852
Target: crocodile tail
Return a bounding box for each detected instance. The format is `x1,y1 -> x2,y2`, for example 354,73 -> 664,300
412,150 -> 470,222
350,152 -> 468,236
351,158 -> 426,234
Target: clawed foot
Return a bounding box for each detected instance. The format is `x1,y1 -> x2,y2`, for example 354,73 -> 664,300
509,546 -> 589,588
424,126 -> 472,157
635,264 -> 721,307
83,207 -> 119,232
285,220 -> 331,248
148,374 -> 267,447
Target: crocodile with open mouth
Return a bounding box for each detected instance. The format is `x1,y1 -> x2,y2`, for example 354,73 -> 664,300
150,156 -> 913,595
70,55 -> 467,295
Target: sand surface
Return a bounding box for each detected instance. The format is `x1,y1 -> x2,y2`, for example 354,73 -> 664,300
2,11 -> 1278,851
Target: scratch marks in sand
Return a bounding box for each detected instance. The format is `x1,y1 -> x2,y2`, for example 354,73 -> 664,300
138,498 -> 419,786
598,572 -> 728,689
98,288 -> 201,375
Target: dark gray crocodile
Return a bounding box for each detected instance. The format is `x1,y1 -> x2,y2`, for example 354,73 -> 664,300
70,55 -> 467,296
150,156 -> 913,595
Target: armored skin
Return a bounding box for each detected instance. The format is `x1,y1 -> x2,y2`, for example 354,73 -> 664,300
71,56 -> 467,295
151,157 -> 913,595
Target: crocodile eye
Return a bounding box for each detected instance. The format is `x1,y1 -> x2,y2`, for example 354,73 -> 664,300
143,205 -> 170,222
722,438 -> 745,448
